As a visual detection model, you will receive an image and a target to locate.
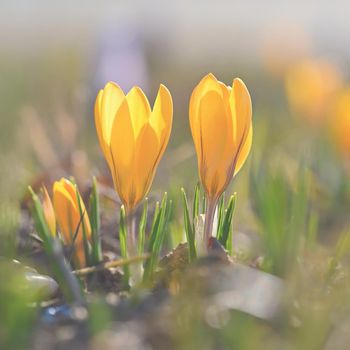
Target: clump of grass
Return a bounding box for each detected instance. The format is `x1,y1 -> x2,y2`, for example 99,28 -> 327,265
118,193 -> 173,285
181,184 -> 237,258
250,163 -> 315,276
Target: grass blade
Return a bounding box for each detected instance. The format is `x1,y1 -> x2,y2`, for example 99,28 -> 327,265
138,198 -> 148,255
76,188 -> 91,267
218,194 -> 236,252
89,177 -> 102,264
181,188 -> 196,261
143,193 -> 170,282
216,193 -> 225,240
193,183 -> 200,222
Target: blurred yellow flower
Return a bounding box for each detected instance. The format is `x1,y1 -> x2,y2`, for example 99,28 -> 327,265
285,58 -> 342,124
260,23 -> 311,79
53,178 -> 91,267
41,186 -> 56,237
331,88 -> 350,156
94,82 -> 173,211
190,73 -> 253,201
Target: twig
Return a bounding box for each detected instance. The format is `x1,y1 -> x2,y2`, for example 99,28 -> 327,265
72,254 -> 149,277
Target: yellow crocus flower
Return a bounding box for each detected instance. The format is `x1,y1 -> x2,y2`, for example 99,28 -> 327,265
190,73 -> 252,241
190,73 -> 252,200
41,185 -> 56,237
331,88 -> 350,157
285,58 -> 341,125
94,82 -> 173,212
53,178 -> 91,267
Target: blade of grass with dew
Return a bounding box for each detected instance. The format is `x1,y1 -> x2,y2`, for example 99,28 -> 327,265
218,194 -> 236,254
119,205 -> 129,286
89,177 -> 102,264
138,198 -> 148,255
181,188 -> 196,261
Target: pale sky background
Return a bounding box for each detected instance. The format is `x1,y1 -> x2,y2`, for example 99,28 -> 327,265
1,0 -> 350,62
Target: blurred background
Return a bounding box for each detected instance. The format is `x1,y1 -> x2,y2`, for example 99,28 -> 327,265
1,0 -> 350,239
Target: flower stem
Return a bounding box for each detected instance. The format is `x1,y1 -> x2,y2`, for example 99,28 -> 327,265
203,197 -> 218,247
126,207 -> 143,285
126,208 -> 136,256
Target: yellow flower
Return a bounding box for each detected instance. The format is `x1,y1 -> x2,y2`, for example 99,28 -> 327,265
190,73 -> 253,201
41,186 -> 56,237
94,82 -> 173,211
331,87 -> 350,157
285,58 -> 342,124
53,178 -> 91,267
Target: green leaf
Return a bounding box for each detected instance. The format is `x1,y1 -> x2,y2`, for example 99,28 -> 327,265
143,193 -> 170,282
150,201 -> 160,235
226,222 -> 233,255
193,183 -> 200,222
218,194 -> 236,252
138,198 -> 148,255
181,188 -> 196,261
250,163 -> 312,276
89,177 -> 102,264
76,186 -> 91,267
28,186 -> 53,249
216,193 -> 225,241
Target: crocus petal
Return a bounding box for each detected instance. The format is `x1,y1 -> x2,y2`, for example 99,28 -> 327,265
150,84 -> 173,160
41,186 -> 56,237
94,89 -> 105,153
126,86 -> 151,137
95,82 -> 125,172
234,122 -> 252,175
100,82 -> 125,145
230,78 -> 252,146
199,90 -> 228,197
53,180 -> 80,244
190,73 -> 226,162
61,179 -> 92,240
109,98 -> 135,207
134,123 -> 160,204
